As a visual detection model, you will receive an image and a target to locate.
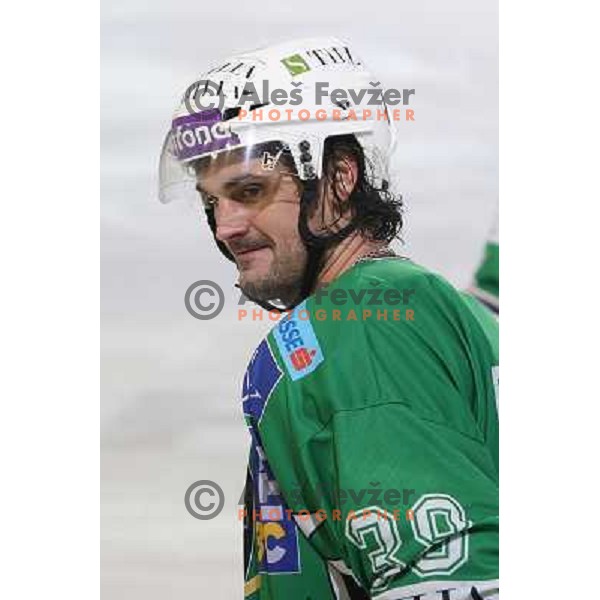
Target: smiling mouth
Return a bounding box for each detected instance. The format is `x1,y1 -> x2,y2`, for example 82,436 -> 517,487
235,246 -> 270,259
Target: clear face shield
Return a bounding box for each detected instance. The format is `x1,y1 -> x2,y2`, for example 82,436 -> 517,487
158,109 -> 323,211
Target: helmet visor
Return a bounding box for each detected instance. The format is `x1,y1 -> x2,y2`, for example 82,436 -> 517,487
159,109 -> 307,205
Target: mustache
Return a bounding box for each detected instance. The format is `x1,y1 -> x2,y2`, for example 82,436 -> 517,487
228,237 -> 272,255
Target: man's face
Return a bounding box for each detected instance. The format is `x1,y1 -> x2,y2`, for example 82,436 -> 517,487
196,151 -> 308,304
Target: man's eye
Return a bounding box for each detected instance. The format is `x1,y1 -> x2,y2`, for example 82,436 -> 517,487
238,184 -> 264,201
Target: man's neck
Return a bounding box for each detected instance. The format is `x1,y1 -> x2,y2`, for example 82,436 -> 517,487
317,234 -> 387,287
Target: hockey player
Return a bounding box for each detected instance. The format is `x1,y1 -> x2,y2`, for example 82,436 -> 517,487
159,38 -> 499,599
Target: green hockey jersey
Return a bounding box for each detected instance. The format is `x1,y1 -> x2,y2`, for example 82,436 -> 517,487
241,258 -> 499,599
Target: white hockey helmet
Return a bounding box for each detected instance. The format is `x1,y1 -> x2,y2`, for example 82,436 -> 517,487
158,36 -> 396,205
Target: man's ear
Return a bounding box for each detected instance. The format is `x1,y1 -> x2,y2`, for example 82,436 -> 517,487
331,155 -> 358,202
310,153 -> 358,233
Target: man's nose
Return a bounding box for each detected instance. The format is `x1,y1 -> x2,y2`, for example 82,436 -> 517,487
214,198 -> 250,242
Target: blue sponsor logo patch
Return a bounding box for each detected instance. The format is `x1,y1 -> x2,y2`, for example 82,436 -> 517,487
249,442 -> 301,574
242,340 -> 282,425
273,301 -> 324,381
241,341 -> 301,574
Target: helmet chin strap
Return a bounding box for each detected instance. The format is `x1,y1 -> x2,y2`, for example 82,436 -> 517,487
205,178 -> 358,313
295,178 -> 357,306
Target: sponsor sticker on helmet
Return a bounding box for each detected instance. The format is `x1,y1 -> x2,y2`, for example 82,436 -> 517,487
272,301 -> 324,381
281,54 -> 311,76
171,109 -> 240,161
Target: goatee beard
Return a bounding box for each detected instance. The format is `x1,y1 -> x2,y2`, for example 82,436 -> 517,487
239,274 -> 301,307
238,251 -> 307,307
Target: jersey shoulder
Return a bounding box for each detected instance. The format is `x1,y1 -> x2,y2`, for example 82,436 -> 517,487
309,257 -> 497,353
263,259 -> 496,436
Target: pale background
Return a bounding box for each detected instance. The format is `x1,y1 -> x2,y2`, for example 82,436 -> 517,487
101,1 -> 498,597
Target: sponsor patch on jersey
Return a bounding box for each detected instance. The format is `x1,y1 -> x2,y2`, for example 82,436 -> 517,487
242,339 -> 283,424
247,440 -> 301,575
257,516 -> 300,574
242,342 -> 301,575
272,301 -> 324,381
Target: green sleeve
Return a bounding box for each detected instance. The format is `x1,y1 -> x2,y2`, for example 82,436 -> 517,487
327,404 -> 499,597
